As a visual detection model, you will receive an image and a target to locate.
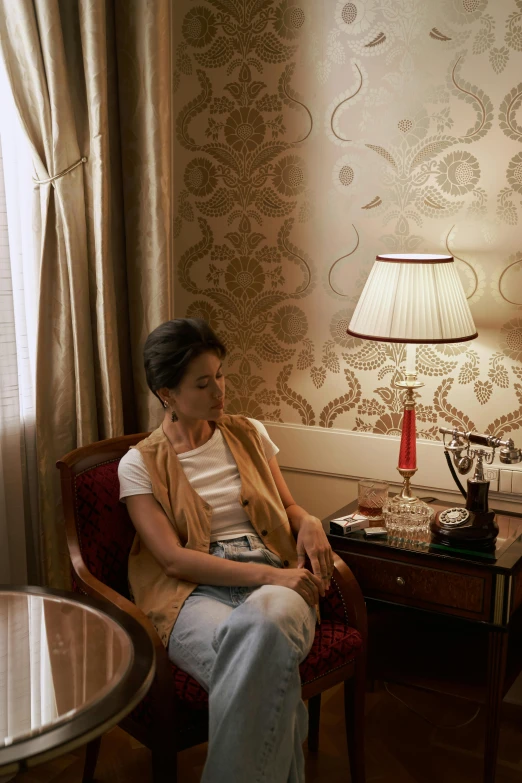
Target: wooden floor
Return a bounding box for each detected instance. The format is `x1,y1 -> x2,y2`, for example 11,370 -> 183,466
13,683 -> 522,783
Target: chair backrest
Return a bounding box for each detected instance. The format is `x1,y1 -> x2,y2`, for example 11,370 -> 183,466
57,433 -> 150,598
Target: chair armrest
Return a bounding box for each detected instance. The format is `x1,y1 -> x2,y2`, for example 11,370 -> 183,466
330,555 -> 368,650
72,558 -> 161,647
58,456 -> 169,672
71,556 -> 175,696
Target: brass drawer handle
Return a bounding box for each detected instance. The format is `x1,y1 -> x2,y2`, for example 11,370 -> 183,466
396,576 -> 405,586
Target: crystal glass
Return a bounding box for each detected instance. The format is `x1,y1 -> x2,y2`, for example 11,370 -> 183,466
383,500 -> 433,542
357,480 -> 389,518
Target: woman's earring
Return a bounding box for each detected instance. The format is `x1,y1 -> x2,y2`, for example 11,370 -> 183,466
171,409 -> 178,423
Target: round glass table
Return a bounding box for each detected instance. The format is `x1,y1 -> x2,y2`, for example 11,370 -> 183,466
0,586 -> 155,776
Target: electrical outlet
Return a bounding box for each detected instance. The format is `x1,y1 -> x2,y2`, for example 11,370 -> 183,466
512,471 -> 522,494
500,469 -> 513,493
485,467 -> 499,491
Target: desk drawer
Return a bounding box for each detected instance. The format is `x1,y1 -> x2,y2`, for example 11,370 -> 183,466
339,552 -> 487,617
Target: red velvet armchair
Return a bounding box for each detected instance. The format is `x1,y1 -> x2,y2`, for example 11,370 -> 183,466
57,433 -> 367,783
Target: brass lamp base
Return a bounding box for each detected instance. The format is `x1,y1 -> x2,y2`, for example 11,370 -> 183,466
396,468 -> 418,503
384,467 -> 434,537
389,468 -> 432,518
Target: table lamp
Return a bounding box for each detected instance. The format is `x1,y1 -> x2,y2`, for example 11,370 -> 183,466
347,253 -> 477,509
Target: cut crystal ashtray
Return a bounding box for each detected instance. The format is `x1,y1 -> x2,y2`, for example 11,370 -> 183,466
383,500 -> 433,540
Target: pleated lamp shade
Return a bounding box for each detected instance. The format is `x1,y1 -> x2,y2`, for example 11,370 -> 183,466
347,254 -> 477,344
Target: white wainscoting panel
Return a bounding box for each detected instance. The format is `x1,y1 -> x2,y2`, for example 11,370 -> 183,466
264,422 -> 522,514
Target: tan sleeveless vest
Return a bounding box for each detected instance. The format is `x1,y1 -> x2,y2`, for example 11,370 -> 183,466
127,414 -> 298,646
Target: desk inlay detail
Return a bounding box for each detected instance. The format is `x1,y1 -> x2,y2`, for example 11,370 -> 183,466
493,574 -> 505,625
511,569 -> 522,616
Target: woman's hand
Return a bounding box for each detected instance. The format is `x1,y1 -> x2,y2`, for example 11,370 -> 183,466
296,515 -> 335,594
268,567 -> 323,606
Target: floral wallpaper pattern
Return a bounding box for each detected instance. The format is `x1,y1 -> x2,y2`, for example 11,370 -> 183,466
173,0 -> 522,441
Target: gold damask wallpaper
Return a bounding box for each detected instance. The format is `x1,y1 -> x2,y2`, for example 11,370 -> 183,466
172,0 -> 522,440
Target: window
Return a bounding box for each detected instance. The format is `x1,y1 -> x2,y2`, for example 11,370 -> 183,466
0,56 -> 40,584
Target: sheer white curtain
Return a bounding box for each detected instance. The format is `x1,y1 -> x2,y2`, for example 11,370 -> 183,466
0,56 -> 40,584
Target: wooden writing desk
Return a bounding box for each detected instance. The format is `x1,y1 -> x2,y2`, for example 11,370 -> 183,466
326,499 -> 522,783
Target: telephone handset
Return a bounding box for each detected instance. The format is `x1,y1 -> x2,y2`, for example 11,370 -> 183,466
430,428 -> 522,549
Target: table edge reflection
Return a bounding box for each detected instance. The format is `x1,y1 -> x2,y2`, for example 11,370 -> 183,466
0,586 -> 155,776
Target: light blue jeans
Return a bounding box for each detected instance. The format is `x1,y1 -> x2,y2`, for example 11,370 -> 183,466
168,533 -> 316,783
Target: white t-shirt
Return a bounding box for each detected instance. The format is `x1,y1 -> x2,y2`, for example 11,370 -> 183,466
118,418 -> 279,543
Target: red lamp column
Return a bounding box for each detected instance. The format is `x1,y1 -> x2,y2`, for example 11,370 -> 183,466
394,372 -> 424,503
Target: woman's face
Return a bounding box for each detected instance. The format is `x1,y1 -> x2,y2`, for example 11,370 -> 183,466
162,351 -> 225,422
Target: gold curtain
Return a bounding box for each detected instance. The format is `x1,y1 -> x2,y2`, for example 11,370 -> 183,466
0,0 -> 172,587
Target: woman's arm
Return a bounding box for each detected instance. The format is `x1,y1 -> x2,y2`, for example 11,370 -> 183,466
125,494 -> 322,604
267,455 -> 335,588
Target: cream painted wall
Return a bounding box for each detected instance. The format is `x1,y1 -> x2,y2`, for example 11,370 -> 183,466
281,468 -> 359,521
281,464 -> 519,521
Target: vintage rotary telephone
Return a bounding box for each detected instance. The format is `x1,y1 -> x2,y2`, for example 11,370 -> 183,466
430,428 -> 522,549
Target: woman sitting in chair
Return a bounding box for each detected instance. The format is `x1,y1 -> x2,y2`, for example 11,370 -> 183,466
118,318 -> 335,783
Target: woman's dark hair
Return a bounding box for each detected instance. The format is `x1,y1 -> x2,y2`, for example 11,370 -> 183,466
144,318 -> 227,403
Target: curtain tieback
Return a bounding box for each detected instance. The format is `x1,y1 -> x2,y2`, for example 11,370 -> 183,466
33,156 -> 88,186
